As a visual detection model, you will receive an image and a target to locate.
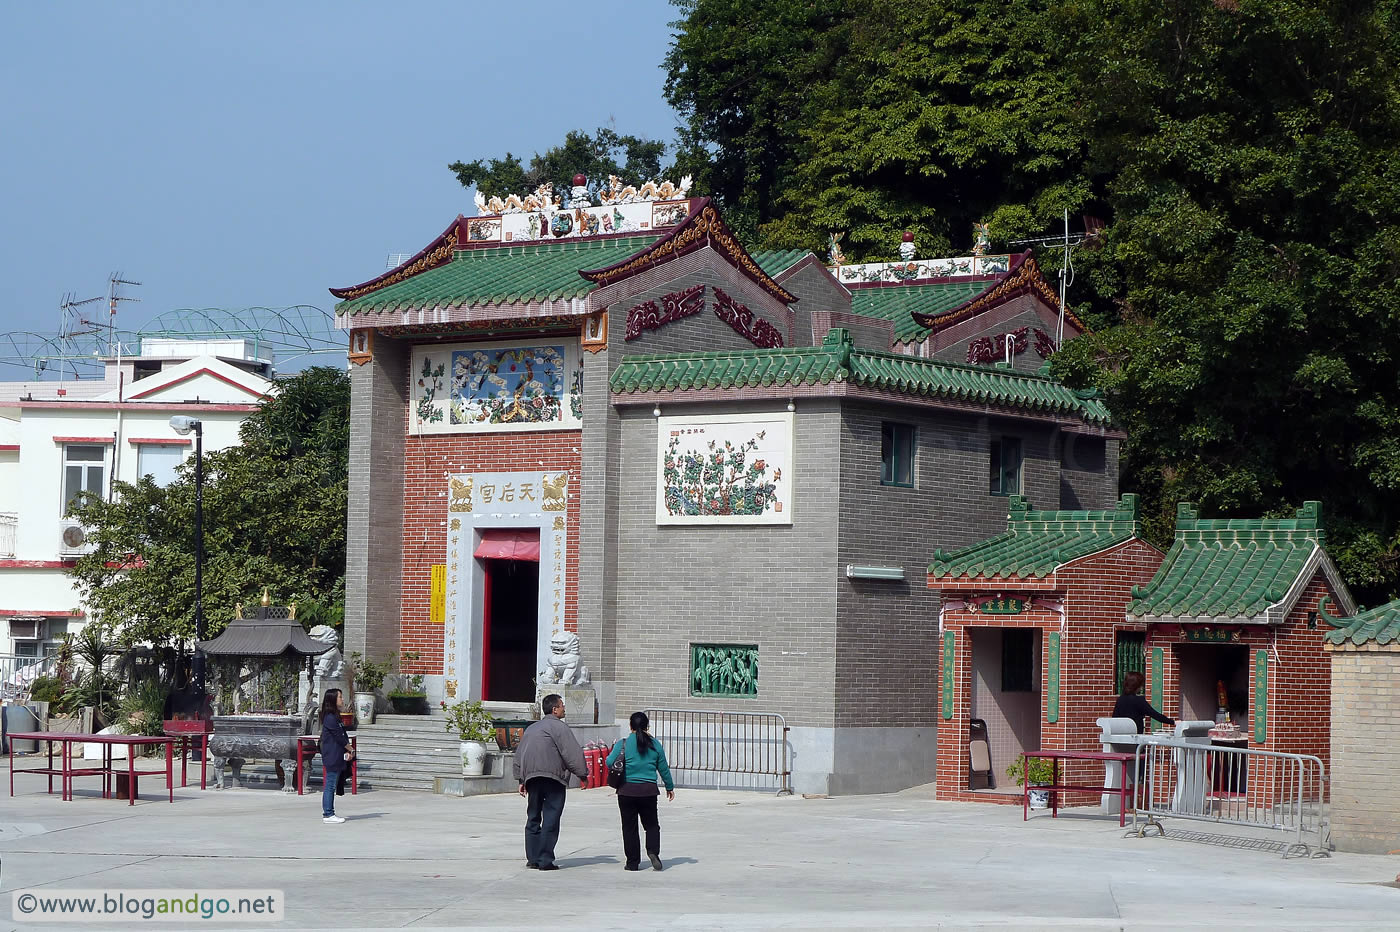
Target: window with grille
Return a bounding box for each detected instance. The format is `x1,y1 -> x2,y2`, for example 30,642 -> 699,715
1115,631 -> 1146,693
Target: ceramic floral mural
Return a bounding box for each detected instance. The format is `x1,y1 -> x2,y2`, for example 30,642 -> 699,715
656,413 -> 794,525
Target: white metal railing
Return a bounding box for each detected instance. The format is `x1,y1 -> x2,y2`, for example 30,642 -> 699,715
642,708 -> 792,796
0,653 -> 56,702
1129,736 -> 1330,858
0,512 -> 15,558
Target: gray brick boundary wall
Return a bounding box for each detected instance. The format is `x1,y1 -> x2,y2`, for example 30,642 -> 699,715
1328,647 -> 1400,854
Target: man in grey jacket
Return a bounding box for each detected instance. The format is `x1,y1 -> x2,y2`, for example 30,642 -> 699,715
512,693 -> 588,870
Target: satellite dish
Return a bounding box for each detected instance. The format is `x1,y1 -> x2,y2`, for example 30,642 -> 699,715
62,524 -> 87,549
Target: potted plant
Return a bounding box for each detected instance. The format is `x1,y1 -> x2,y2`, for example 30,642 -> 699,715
350,652 -> 389,725
1007,755 -> 1056,810
443,699 -> 498,776
387,650 -> 428,715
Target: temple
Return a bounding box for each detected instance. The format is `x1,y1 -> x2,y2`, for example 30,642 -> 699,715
333,175 -> 1118,794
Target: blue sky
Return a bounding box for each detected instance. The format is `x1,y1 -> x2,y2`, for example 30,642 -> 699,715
0,0 -> 680,366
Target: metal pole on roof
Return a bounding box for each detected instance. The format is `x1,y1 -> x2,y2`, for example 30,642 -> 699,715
1057,209 -> 1068,349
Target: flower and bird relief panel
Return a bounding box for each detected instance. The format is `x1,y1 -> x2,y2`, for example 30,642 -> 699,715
411,341 -> 583,434
656,412 -> 794,525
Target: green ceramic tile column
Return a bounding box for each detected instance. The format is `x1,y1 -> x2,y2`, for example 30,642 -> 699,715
941,630 -> 955,720
1046,632 -> 1060,723
1151,647 -> 1164,712
1253,649 -> 1268,742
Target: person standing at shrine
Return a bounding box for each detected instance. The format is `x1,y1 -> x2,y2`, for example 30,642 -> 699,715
1113,671 -> 1175,734
512,693 -> 588,870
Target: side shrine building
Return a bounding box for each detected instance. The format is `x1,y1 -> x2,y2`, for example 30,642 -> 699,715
333,178 -> 1120,794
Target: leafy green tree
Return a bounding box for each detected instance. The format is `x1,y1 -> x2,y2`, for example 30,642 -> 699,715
1051,0 -> 1400,603
450,127 -> 668,199
67,366 -> 350,646
664,0 -> 855,242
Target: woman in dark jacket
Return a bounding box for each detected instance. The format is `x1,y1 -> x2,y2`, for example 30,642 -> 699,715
1113,671 -> 1175,734
319,688 -> 353,823
605,711 -> 675,871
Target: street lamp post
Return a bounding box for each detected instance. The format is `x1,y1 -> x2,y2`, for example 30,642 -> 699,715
169,415 -> 205,709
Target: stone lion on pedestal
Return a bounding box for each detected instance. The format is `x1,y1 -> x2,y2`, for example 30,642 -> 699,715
538,631 -> 590,686
309,625 -> 345,680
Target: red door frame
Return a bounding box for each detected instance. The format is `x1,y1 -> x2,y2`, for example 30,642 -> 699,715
480,565 -> 492,701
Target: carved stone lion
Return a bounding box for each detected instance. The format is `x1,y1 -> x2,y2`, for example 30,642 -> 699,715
538,631 -> 590,686
309,625 -> 345,680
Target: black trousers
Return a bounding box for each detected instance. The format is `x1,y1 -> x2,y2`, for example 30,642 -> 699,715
524,777 -> 568,868
617,793 -> 660,867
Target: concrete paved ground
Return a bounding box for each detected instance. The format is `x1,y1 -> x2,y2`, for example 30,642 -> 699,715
0,774 -> 1397,930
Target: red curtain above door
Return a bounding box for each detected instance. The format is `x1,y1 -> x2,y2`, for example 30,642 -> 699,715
473,529 -> 541,561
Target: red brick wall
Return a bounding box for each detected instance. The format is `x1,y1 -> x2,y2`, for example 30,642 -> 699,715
1143,572 -> 1339,758
1141,570 -> 1342,805
398,431 -> 582,675
932,538 -> 1165,803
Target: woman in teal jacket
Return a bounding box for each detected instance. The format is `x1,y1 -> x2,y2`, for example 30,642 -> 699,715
606,711 -> 675,871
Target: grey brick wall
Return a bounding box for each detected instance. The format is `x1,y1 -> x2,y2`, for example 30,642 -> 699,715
1058,432 -> 1112,510
345,335 -> 408,662
610,400 -> 841,729
609,265 -> 791,355
779,262 -> 853,346
933,307 -> 1055,373
1329,647 -> 1400,854
578,341 -> 621,679
830,403 -> 1080,731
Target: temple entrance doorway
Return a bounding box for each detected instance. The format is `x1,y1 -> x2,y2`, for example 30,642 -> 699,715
474,530 -> 540,703
969,627 -> 1042,794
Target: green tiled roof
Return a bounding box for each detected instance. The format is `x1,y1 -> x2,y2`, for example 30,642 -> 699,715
335,235 -> 655,316
608,329 -> 1114,427
928,494 -> 1142,580
1321,598 -> 1400,647
751,249 -> 811,278
1126,502 -> 1328,623
848,281 -> 990,344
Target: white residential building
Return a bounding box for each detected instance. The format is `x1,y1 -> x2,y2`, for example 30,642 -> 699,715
0,339 -> 273,658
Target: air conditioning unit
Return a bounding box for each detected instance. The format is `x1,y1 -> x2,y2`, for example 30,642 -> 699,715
8,616 -> 46,640
58,519 -> 91,556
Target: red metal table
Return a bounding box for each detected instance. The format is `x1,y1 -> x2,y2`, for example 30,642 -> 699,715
8,732 -> 175,804
162,722 -> 211,790
295,734 -> 357,796
1020,749 -> 1136,827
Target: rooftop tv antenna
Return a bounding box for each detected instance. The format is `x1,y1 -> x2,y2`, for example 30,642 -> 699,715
1011,211 -> 1100,348
57,291 -> 103,382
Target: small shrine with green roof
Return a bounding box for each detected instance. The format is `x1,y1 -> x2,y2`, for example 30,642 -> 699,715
332,175 -> 1121,795
926,493 -> 1165,803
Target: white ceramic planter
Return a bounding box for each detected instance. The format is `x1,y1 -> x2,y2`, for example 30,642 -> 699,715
354,693 -> 376,726
1029,788 -> 1051,810
461,740 -> 487,776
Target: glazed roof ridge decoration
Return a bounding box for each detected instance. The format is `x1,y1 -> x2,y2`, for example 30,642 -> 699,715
927,493 -> 1143,581
1319,596 -> 1400,648
608,332 -> 1113,427
1126,501 -> 1357,625
332,235 -> 653,317
579,198 -> 797,304
906,251 -> 1087,336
